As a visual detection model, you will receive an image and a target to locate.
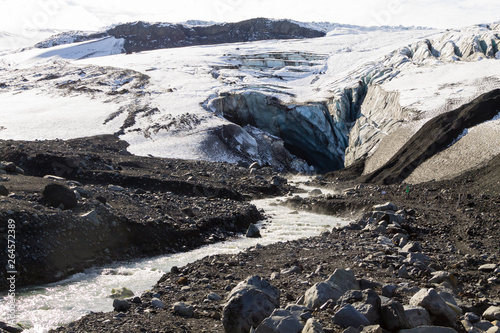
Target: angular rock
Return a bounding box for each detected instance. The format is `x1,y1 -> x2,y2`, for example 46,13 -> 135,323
112,299 -> 130,312
246,223 -> 262,238
333,304 -> 370,328
337,289 -> 381,325
429,271 -> 458,288
304,281 -> 343,310
222,276 -> 280,333
398,265 -> 411,278
381,299 -> 408,331
483,306 -> 500,321
372,202 -> 397,212
381,285 -> 398,298
404,305 -> 432,328
402,241 -> 423,253
271,176 -> 287,186
302,318 -> 324,333
410,288 -> 458,326
326,269 -> 360,294
281,266 -> 302,275
43,183 -> 78,209
0,162 -> 18,173
399,327 -> 458,333
0,185 -> 8,196
81,210 -> 100,226
255,309 -> 303,333
172,301 -> 193,317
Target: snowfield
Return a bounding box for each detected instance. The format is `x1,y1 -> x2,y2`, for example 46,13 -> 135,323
1,22 -> 500,180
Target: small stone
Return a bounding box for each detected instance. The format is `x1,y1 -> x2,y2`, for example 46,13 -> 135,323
151,298 -> 164,309
206,293 -> 222,301
463,312 -> 480,323
402,242 -> 423,253
302,318 -> 324,333
246,223 -> 261,238
479,264 -> 498,272
172,301 -> 193,317
0,185 -> 8,196
43,175 -> 66,181
429,271 -> 458,288
110,287 -> 134,299
281,266 -> 302,275
108,184 -> 125,192
483,306 -> 500,321
398,327 -> 458,333
177,276 -> 189,285
372,202 -> 397,212
398,265 -> 411,278
81,210 -> 100,226
112,299 -> 130,312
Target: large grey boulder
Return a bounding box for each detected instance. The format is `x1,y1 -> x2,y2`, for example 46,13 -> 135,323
381,299 -> 408,331
337,289 -> 381,325
410,288 -> 458,326
255,309 -> 303,333
222,276 -> 280,333
304,269 -> 359,310
326,269 -> 360,293
404,305 -> 432,328
332,304 -> 370,328
112,299 -> 130,312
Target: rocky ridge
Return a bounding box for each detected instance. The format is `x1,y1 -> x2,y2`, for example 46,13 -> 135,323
34,18 -> 326,53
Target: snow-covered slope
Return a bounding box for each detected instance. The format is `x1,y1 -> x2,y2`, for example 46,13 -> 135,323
1,21 -> 499,178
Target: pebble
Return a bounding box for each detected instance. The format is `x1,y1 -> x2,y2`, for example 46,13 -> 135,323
151,298 -> 164,309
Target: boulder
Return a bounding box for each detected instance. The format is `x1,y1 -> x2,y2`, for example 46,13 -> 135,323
222,276 -> 280,333
399,327 -> 458,333
112,299 -> 130,312
478,264 -> 497,272
246,223 -> 262,238
255,309 -> 303,333
337,289 -> 381,325
380,299 -> 408,331
327,269 -> 360,294
42,183 -> 78,209
0,162 -> 18,173
483,306 -> 500,321
404,305 -> 432,328
304,281 -> 343,310
410,288 -> 458,326
332,304 -> 370,328
172,301 -> 193,317
302,318 -> 324,333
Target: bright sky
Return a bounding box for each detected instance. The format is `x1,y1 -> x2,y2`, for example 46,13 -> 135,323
0,0 -> 499,34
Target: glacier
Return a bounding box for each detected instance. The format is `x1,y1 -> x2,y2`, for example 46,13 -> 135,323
1,21 -> 500,179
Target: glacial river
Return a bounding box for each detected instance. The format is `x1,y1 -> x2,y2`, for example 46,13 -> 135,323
0,178 -> 350,332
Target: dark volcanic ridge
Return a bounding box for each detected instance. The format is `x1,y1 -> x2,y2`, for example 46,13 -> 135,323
34,18 -> 326,53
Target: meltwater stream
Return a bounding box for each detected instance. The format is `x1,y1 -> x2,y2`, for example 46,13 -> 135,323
0,179 -> 350,332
